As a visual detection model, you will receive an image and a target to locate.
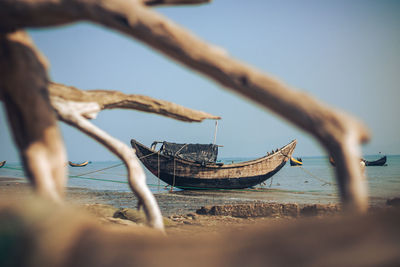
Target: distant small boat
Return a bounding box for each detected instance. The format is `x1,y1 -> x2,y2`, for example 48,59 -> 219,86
68,161 -> 89,167
329,157 -> 336,167
290,157 -> 303,166
329,156 -> 385,167
0,161 -> 6,168
363,156 -> 387,166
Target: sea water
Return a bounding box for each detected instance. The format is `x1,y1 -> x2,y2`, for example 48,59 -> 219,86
1,155 -> 399,203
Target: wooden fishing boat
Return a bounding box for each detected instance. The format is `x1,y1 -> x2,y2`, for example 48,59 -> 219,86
330,156 -> 387,167
131,139 -> 297,190
329,157 -> 336,167
364,156 -> 387,166
0,161 -> 6,168
68,161 -> 89,167
290,157 -> 303,166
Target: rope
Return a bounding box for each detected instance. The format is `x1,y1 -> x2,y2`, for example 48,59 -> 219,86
157,151 -> 160,192
138,151 -> 159,160
74,162 -> 124,177
299,166 -> 336,186
71,151 -> 159,177
69,175 -> 128,184
171,158 -> 176,192
279,150 -> 290,158
2,166 -> 24,171
2,156 -> 335,191
2,164 -> 312,193
175,143 -> 189,156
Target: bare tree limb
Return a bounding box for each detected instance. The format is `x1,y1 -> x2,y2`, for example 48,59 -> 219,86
142,0 -> 211,7
46,81 -> 221,230
49,82 -> 220,122
0,0 -> 213,32
0,30 -> 67,202
51,97 -> 164,231
0,0 -> 371,211
90,0 -> 370,211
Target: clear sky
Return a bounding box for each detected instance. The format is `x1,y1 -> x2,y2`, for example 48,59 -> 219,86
1,0 -> 399,162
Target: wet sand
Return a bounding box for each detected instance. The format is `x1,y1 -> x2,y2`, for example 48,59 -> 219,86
2,176 -> 400,267
0,175 -> 392,237
0,176 -> 298,237
0,176 -> 389,215
0,176 -> 342,216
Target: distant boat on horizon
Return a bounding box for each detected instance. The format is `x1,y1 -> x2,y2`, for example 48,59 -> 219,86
329,155 -> 387,167
68,161 -> 89,167
131,139 -> 297,190
363,156 -> 387,166
290,157 -> 303,166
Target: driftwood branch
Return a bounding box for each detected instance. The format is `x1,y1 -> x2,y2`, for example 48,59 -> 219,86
49,82 -> 220,122
0,0 -> 212,32
0,28 -> 219,230
52,97 -> 164,231
0,0 -> 371,211
142,0 -> 211,7
87,0 -> 369,211
2,199 -> 400,267
46,81 -> 220,230
0,31 -> 67,202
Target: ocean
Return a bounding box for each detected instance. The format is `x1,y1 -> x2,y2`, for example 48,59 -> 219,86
1,155 -> 399,204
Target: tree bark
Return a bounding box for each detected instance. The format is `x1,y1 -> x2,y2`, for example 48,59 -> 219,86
0,0 -> 371,211
0,30 -> 219,230
49,82 -> 220,122
52,97 -> 165,231
142,0 -> 211,6
0,30 -> 67,202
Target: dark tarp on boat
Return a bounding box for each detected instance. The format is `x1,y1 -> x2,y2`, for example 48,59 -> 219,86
161,142 -> 218,164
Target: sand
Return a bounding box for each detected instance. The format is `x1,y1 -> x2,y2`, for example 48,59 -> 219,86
0,176 -> 390,237
0,176 -> 329,235
1,176 -> 400,266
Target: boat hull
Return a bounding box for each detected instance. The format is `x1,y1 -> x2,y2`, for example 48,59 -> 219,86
290,157 -> 302,166
364,156 -> 387,166
0,161 -> 5,168
131,139 -> 296,189
68,161 -> 89,167
145,160 -> 287,189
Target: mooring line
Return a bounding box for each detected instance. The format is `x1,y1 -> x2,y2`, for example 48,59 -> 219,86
2,165 -> 310,193
69,175 -> 128,184
3,161 -> 330,192
72,152 -> 159,177
299,166 -> 336,186
73,162 -> 124,177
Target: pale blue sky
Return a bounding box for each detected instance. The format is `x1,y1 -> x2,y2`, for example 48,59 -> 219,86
1,0 -> 399,162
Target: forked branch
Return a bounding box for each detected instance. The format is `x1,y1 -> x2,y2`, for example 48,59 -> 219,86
52,97 -> 165,231
49,82 -> 220,122
0,31 -> 67,202
0,0 -> 371,211
142,0 -> 211,6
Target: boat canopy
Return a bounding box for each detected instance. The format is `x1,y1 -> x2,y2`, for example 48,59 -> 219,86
161,142 -> 218,164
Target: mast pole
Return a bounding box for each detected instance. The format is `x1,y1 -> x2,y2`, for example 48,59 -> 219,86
213,120 -> 218,145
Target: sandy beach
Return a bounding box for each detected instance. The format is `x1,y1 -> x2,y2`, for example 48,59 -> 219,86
0,176 -> 342,215
0,176 -> 392,235
1,176 -> 400,267
0,177 -> 299,239
0,176 -> 333,230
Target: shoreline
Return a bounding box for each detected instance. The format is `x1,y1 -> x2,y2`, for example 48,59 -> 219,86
0,176 -> 389,217
1,175 -> 399,240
